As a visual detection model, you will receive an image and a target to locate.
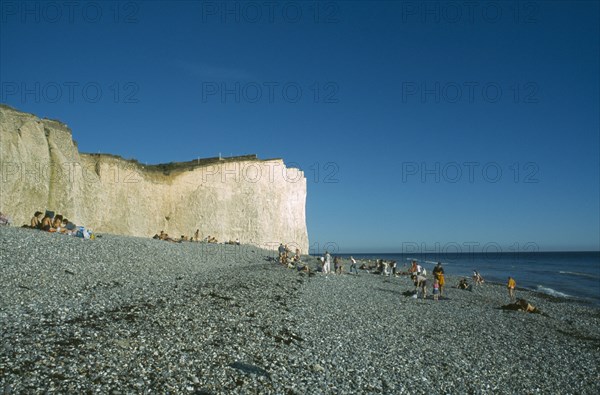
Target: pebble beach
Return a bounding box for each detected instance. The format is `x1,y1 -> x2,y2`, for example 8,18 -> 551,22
1,226 -> 599,394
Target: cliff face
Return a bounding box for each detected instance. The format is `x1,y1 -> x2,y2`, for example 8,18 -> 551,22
0,105 -> 309,252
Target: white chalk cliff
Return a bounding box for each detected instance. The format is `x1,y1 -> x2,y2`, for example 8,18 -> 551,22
0,105 -> 309,252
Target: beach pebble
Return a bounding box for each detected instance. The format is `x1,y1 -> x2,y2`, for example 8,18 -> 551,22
0,227 -> 599,393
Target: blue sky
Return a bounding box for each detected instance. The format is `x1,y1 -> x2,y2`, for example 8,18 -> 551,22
1,1 -> 599,252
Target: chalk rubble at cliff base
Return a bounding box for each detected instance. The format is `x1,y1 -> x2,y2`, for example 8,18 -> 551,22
1,227 -> 599,394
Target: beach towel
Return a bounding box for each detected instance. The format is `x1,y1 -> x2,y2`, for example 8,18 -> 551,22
76,226 -> 92,239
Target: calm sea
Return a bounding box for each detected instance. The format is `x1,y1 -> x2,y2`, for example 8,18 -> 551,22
345,252 -> 600,305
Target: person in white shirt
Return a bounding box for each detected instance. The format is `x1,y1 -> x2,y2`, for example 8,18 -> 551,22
349,256 -> 358,275
323,251 -> 332,274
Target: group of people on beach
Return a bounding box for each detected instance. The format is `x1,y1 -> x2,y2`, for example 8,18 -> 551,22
299,254 -> 521,304
455,270 -> 486,291
153,229 -> 201,243
408,261 -> 446,301
278,243 -> 301,267
314,251 -> 357,275
322,256 -> 400,276
152,229 -> 240,245
19,210 -> 93,239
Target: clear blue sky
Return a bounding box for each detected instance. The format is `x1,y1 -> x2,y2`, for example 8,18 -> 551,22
1,1 -> 598,252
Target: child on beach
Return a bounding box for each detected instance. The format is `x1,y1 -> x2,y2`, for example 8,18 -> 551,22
433,279 -> 440,301
507,277 -> 516,301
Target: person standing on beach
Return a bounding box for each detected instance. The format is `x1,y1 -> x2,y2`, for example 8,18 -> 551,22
473,270 -> 484,285
416,263 -> 423,276
278,243 -> 286,263
323,251 -> 332,274
507,277 -> 516,301
433,262 -> 445,297
382,260 -> 389,276
410,260 -> 418,274
349,256 -> 359,275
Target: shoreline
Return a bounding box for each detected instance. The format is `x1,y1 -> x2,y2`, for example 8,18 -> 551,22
308,254 -> 600,307
1,227 -> 599,393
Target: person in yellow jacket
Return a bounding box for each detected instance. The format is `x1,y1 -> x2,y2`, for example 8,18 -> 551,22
433,262 -> 446,297
507,277 -> 516,301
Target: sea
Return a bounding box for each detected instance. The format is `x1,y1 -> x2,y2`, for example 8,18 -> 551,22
346,251 -> 600,306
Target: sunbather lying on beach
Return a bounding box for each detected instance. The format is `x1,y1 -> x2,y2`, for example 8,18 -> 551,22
296,263 -> 311,273
59,218 -> 73,234
153,231 -> 177,242
153,230 -> 165,239
501,298 -> 540,314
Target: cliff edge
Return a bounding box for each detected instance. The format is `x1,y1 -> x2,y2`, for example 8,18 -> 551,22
0,104 -> 309,252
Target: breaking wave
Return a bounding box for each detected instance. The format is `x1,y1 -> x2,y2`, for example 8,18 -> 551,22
536,285 -> 570,299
